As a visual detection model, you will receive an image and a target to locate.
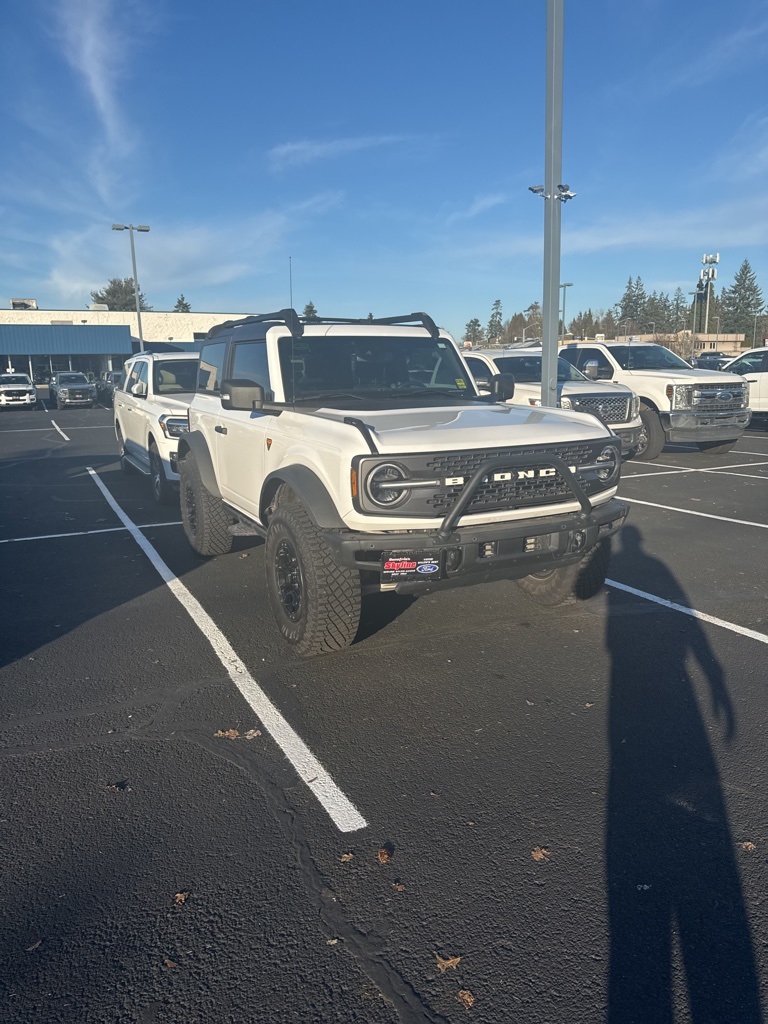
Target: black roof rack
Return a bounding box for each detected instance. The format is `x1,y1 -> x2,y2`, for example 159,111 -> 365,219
206,309 -> 440,340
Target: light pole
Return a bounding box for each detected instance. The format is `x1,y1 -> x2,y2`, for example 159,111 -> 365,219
559,282 -> 573,343
754,312 -> 763,347
647,321 -> 655,338
713,316 -> 720,347
112,223 -> 150,350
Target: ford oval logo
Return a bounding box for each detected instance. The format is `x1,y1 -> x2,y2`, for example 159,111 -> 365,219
716,390 -> 733,401
416,563 -> 439,574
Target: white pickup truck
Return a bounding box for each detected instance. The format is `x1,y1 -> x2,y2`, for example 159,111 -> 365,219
114,352 -> 198,503
464,348 -> 642,456
560,341 -> 751,460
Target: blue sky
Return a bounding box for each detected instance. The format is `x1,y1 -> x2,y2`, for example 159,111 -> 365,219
1,0 -> 767,338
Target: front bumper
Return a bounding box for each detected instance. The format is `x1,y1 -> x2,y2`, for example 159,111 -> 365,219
661,409 -> 751,442
0,395 -> 37,407
323,497 -> 629,594
612,424 -> 642,455
57,395 -> 95,406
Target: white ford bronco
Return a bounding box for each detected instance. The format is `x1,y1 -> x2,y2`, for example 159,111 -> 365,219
560,341 -> 751,460
114,351 -> 199,504
177,311 -> 629,656
464,348 -> 642,456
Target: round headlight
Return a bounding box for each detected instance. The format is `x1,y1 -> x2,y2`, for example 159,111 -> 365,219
365,463 -> 408,508
596,446 -> 619,483
560,396 -> 573,410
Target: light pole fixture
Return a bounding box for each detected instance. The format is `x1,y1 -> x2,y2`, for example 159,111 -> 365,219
559,282 -> 573,343
647,321 -> 655,337
112,223 -> 150,350
713,315 -> 720,346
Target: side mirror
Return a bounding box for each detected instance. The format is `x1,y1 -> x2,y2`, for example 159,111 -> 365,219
473,376 -> 490,390
221,379 -> 266,411
584,360 -> 599,380
491,372 -> 515,401
131,380 -> 147,397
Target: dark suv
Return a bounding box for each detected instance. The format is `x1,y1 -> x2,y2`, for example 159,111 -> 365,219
49,372 -> 98,409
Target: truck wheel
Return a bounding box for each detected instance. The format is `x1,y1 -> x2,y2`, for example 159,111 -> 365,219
150,442 -> 175,505
115,425 -> 135,474
56,398 -> 64,411
179,453 -> 233,556
516,538 -> 611,607
266,502 -> 361,657
697,440 -> 736,454
631,404 -> 665,461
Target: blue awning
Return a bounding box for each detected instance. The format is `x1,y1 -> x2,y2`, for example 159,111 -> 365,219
0,324 -> 134,354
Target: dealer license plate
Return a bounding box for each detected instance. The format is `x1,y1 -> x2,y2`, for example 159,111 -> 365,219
381,550 -> 442,582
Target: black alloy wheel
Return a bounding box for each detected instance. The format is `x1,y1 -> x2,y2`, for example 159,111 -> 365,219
274,538 -> 304,622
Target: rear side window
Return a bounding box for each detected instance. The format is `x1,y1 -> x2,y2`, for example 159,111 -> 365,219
198,342 -> 227,393
231,341 -> 270,391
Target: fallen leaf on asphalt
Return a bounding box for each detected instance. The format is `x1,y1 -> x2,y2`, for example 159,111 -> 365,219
340,853 -> 354,862
392,882 -> 406,892
740,841 -> 757,852
239,553 -> 250,558
429,791 -> 440,798
377,844 -> 395,864
214,729 -> 240,740
531,847 -> 551,863
457,989 -> 475,1008
585,703 -> 594,708
526,700 -> 534,706
436,953 -> 462,973
26,940 -> 42,952
244,729 -> 261,740
173,892 -> 189,905
326,938 -> 338,945
163,958 -> 178,969
465,821 -> 476,827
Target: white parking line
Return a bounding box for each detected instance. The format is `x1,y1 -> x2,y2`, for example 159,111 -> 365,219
50,419 -> 69,441
709,470 -> 768,481
606,579 -> 768,645
0,521 -> 182,544
86,467 -> 367,834
620,496 -> 768,529
623,459 -> 768,481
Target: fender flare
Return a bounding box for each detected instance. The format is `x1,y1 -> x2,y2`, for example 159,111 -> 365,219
176,431 -> 221,498
261,466 -> 346,530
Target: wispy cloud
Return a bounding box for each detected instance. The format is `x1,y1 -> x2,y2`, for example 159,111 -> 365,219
667,18 -> 768,90
446,194 -> 506,225
710,114 -> 768,183
267,135 -> 410,170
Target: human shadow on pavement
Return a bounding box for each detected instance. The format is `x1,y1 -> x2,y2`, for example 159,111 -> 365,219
605,525 -> 762,1023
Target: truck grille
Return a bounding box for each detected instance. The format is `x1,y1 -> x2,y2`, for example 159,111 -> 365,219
692,384 -> 747,412
572,395 -> 630,424
4,390 -> 29,398
424,442 -> 603,515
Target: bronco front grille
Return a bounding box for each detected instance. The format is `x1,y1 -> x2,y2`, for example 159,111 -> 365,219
572,395 -> 630,424
424,443 -> 599,515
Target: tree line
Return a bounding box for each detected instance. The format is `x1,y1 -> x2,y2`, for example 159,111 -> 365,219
463,259 -> 766,347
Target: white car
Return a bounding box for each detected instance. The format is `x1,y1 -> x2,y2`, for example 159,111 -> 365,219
722,347 -> 768,416
464,349 -> 642,456
114,352 -> 199,503
0,373 -> 37,409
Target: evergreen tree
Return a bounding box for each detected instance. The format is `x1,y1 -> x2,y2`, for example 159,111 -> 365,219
618,276 -> 647,328
303,301 -> 319,322
720,260 -> 764,336
486,299 -> 503,346
90,277 -> 152,311
173,294 -> 191,313
463,318 -> 484,346
367,313 -> 375,321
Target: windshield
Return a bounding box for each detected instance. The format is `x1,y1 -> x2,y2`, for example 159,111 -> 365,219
278,335 -> 477,403
0,375 -> 32,385
609,345 -> 691,371
153,360 -> 198,394
58,373 -> 89,384
490,355 -> 587,383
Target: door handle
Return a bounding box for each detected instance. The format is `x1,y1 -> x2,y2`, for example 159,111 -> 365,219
215,425 -> 228,434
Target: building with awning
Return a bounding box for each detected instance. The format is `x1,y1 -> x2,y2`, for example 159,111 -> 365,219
0,324 -> 134,380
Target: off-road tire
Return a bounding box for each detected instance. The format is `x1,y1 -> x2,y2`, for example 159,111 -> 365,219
150,442 -> 175,505
179,453 -> 233,556
516,538 -> 612,607
56,398 -> 64,411
631,404 -> 665,461
266,501 -> 361,657
697,439 -> 736,455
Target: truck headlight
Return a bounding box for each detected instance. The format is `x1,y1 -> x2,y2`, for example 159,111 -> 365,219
59,389 -> 69,396
595,446 -> 619,483
560,396 -> 573,410
528,398 -> 542,407
158,414 -> 189,439
365,463 -> 409,508
667,384 -> 693,409
630,395 -> 640,418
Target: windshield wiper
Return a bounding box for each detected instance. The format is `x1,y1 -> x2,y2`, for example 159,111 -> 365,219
292,392 -> 367,403
382,388 -> 474,399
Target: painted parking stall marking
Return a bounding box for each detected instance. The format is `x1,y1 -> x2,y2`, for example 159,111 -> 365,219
86,467 -> 368,834
0,521 -> 182,545
50,419 -> 70,441
620,496 -> 768,529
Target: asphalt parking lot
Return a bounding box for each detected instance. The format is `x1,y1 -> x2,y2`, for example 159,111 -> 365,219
1,404 -> 766,1024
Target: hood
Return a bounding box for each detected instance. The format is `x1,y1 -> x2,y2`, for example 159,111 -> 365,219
157,394 -> 194,414
0,383 -> 34,390
315,402 -> 611,453
511,380 -> 632,399
622,368 -> 743,385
